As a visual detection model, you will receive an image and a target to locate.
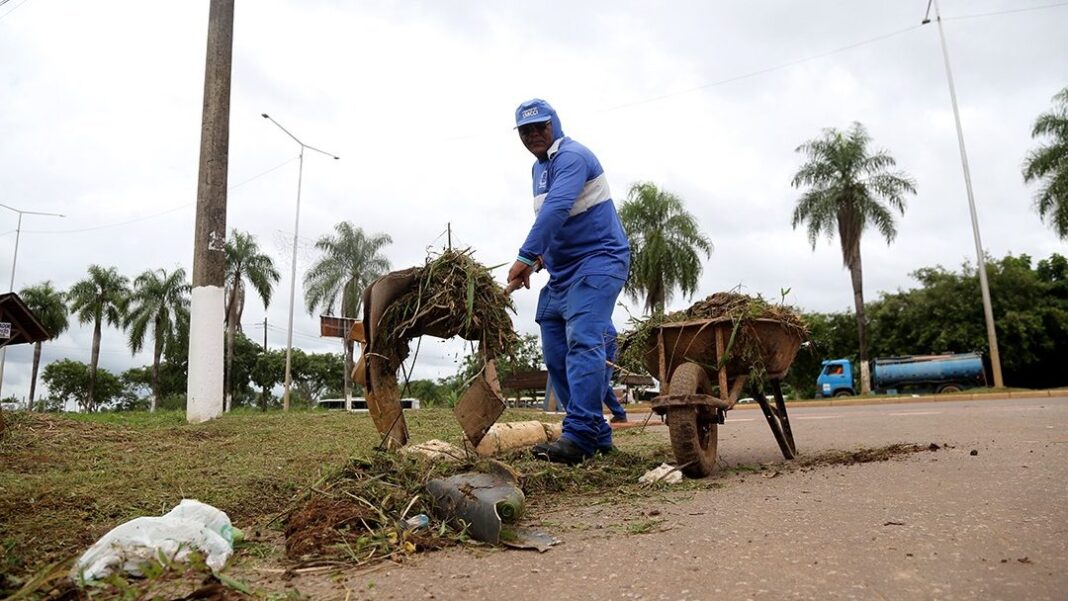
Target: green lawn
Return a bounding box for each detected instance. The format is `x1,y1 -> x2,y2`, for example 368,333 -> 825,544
0,407 -> 677,593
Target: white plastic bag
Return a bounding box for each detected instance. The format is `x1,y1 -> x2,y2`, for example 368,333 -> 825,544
71,499 -> 239,582
638,463 -> 683,485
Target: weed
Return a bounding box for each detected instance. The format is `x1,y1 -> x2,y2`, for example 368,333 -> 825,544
624,519 -> 665,535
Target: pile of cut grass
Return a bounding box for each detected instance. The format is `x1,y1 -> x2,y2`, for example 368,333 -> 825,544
618,291 -> 809,378
376,248 -> 518,371
281,443 -> 674,566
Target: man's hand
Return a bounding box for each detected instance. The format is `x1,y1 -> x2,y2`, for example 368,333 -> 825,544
506,260 -> 534,292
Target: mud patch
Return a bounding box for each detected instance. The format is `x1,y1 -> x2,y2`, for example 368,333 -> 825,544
797,443 -> 941,468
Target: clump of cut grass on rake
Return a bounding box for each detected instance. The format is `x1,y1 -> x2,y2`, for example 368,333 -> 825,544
617,291 -> 809,382
376,248 -> 518,371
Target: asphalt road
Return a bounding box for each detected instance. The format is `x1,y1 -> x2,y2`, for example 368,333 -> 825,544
314,395 -> 1068,600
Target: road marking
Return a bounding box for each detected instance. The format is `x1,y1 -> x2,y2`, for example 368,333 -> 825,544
726,418 -> 755,423
888,411 -> 943,416
794,415 -> 842,420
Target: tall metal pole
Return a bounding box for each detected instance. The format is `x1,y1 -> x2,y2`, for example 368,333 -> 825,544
282,149 -> 304,411
261,114 -> 339,411
187,0 -> 235,423
926,0 -> 1004,387
0,204 -> 64,402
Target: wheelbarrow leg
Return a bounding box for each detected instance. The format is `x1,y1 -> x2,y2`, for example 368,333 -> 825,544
754,390 -> 794,460
770,379 -> 796,456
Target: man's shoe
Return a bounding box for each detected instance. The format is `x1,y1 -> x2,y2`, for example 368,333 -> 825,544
610,414 -> 628,424
531,438 -> 592,465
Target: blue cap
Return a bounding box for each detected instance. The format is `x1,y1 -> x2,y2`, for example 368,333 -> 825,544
515,98 -> 555,128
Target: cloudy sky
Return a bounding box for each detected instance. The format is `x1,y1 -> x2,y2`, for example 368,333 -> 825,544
1,0 -> 1065,402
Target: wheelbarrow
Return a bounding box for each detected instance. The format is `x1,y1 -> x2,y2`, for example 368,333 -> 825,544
641,317 -> 804,478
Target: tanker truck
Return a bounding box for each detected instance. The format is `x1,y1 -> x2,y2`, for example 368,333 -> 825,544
816,352 -> 987,397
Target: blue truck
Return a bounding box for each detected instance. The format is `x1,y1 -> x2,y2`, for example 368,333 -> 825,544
816,352 -> 987,397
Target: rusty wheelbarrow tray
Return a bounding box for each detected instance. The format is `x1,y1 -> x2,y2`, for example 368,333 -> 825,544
641,317 -> 804,477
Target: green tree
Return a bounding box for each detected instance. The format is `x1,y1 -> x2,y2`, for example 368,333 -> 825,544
790,122 -> 917,392
1023,87 -> 1068,238
118,367 -> 153,411
294,351 -> 346,402
225,230 -> 280,411
618,182 -> 713,314
125,267 -> 190,411
783,311 -> 859,399
867,254 -> 1068,388
41,359 -> 123,412
67,265 -> 130,410
303,222 -> 392,407
19,281 -> 69,411
228,331 -> 262,407
251,348 -> 286,410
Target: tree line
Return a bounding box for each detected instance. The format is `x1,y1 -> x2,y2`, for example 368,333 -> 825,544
784,252 -> 1068,397
19,220 -> 393,413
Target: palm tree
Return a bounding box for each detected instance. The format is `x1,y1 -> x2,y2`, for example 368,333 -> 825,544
125,267 -> 190,411
1023,87 -> 1068,239
791,122 -> 917,392
304,222 -> 392,406
618,182 -> 713,314
67,265 -> 129,411
20,281 -> 70,411
225,230 -> 280,411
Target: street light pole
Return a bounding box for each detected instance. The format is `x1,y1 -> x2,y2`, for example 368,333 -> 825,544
261,114 -> 339,410
923,0 -> 1004,388
0,203 -> 65,402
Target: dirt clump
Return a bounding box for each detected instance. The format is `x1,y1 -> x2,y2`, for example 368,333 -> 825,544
797,443 -> 940,468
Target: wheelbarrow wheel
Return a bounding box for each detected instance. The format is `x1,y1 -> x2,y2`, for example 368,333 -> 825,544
664,362 -> 718,478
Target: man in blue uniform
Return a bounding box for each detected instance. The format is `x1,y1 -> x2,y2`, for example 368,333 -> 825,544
506,98 -> 630,464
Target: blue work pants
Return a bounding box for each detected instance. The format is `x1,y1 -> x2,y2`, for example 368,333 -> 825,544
602,325 -> 626,419
536,274 -> 624,454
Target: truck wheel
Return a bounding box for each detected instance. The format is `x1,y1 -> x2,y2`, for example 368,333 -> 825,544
938,384 -> 962,394
664,362 -> 718,478
833,390 -> 854,398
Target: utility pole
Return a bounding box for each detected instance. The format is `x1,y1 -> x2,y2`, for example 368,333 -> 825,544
923,0 -> 1004,387
187,0 -> 235,423
263,316 -> 267,349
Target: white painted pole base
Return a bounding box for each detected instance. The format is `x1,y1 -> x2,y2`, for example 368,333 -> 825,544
187,285 -> 225,423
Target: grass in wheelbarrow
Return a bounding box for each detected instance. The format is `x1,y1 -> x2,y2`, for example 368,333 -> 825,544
617,291 -> 809,378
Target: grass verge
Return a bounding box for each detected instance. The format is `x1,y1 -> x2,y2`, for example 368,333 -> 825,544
0,408 -> 679,598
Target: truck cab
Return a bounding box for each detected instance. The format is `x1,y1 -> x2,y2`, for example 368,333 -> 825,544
816,359 -> 855,398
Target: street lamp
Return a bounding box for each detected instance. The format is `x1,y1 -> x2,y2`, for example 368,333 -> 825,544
922,0 -> 1004,388
261,113 -> 339,410
0,203 -> 65,400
